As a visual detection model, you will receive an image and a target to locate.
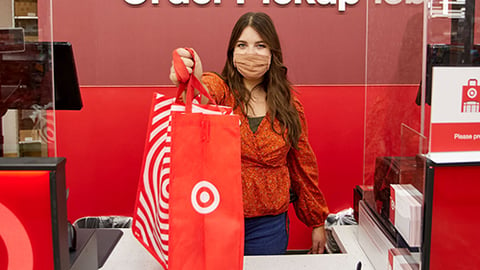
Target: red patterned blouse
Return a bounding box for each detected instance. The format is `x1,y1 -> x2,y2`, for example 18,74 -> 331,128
202,72 -> 329,227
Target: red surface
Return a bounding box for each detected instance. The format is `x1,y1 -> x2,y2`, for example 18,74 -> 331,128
429,166 -> 480,270
31,0 -> 480,253
46,1 -> 366,85
55,85 -> 365,249
54,83 -> 425,249
0,171 -> 54,270
43,0 -> 430,249
168,113 -> 243,270
48,1 -> 368,85
430,123 -> 480,152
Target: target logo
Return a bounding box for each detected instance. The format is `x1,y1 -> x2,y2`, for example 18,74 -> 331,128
191,181 -> 220,214
0,202 -> 34,269
462,79 -> 480,113
467,88 -> 477,99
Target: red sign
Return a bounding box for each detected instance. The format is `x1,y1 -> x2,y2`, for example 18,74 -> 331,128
430,68 -> 480,153
430,123 -> 480,152
0,171 -> 54,270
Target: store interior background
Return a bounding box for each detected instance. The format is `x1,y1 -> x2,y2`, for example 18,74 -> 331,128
2,0 -> 479,250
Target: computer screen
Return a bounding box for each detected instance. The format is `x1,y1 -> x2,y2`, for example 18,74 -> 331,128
417,44 -> 480,105
0,42 -> 83,111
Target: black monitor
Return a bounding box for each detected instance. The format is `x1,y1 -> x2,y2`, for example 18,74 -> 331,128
0,42 -> 83,113
416,44 -> 480,105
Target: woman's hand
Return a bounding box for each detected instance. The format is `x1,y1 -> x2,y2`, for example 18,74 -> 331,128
309,225 -> 326,254
169,48 -> 203,86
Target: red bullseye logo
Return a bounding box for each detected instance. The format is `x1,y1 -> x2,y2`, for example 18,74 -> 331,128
0,202 -> 34,269
191,181 -> 220,214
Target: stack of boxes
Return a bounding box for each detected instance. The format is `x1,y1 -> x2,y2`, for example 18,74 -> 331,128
14,0 -> 37,17
389,184 -> 423,248
14,0 -> 38,41
358,156 -> 425,269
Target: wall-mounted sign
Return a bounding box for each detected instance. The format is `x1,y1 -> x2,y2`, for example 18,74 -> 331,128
430,67 -> 480,152
124,0 -> 423,10
124,0 -> 361,12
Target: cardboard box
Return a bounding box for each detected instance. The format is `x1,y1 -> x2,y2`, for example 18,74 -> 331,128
19,129 -> 39,142
14,0 -> 37,17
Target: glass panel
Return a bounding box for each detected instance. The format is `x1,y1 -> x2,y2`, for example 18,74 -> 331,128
400,123 -> 428,160
362,123 -> 426,235
364,0 -> 426,185
362,0 -> 429,267
0,0 -> 57,157
362,0 -> 478,266
399,124 -> 426,267
425,0 -> 480,153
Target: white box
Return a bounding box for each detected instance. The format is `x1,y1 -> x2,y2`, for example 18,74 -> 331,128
390,184 -> 422,247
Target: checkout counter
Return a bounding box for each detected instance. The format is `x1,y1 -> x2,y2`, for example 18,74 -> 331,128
91,226 -> 374,270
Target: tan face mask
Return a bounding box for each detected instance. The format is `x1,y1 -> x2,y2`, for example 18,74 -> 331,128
233,53 -> 271,80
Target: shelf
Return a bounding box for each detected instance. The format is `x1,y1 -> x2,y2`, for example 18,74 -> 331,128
14,16 -> 38,19
19,140 -> 42,144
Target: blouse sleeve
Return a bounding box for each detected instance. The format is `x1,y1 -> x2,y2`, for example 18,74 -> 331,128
201,72 -> 229,105
287,97 -> 329,227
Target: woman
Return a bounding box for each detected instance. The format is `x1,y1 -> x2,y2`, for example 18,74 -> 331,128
169,12 -> 329,255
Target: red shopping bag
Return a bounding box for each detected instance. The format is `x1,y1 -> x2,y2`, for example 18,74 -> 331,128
132,48 -> 244,270
132,92 -> 175,269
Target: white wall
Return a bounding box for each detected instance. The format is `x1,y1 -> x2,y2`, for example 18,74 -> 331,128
0,0 -> 13,27
1,0 -> 19,156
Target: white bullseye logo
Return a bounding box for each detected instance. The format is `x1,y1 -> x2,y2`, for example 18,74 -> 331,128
0,202 -> 34,269
467,88 -> 477,99
191,181 -> 220,214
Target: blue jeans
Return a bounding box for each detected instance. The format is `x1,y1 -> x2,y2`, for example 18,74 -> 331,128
244,212 -> 289,255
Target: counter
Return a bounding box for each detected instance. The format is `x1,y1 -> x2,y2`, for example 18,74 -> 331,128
99,225 -> 374,270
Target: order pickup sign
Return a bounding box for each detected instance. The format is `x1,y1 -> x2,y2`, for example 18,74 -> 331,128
430,67 -> 480,152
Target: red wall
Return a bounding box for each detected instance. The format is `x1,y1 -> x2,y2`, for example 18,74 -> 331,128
55,85 -> 365,249
47,0 -> 429,250
49,1 -> 368,85
55,84 -> 423,249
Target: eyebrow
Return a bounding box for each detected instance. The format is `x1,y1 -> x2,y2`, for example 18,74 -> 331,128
236,40 -> 266,44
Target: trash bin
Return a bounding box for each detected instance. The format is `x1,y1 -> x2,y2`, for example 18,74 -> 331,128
72,216 -> 129,268
74,216 -> 132,229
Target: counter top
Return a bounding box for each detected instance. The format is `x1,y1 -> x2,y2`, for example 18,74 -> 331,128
100,225 -> 374,270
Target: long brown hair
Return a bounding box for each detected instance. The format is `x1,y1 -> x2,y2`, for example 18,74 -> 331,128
221,12 -> 302,148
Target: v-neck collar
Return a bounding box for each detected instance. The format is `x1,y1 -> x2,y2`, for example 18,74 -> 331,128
243,112 -> 269,135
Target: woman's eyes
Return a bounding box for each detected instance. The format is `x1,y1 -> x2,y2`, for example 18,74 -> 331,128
236,43 -> 267,49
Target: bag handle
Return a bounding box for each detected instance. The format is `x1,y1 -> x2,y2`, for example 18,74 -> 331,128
468,79 -> 478,87
172,48 -> 216,113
